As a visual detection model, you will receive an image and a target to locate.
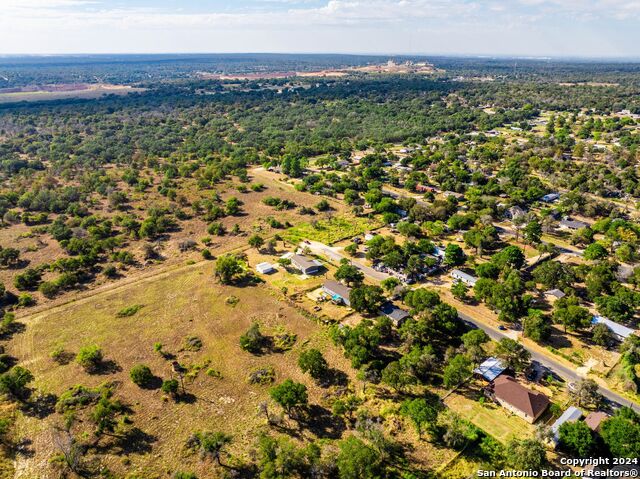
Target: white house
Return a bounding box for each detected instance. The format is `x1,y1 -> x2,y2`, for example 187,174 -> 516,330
549,406 -> 583,446
592,315 -> 636,341
451,269 -> 478,286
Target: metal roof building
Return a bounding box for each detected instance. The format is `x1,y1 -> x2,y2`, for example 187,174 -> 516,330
474,357 -> 507,382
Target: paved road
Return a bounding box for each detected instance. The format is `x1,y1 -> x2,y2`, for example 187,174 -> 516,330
305,240 -> 390,281
306,239 -> 640,413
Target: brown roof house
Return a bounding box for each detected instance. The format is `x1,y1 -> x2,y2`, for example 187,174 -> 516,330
493,376 -> 549,423
584,411 -> 610,432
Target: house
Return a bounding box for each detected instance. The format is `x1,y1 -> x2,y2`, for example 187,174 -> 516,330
451,269 -> 478,287
416,184 -> 434,193
474,357 -> 507,382
322,281 -> 352,306
584,411 -> 609,432
544,289 -> 566,300
379,302 -> 410,327
591,315 -> 636,341
291,254 -> 321,275
492,375 -> 549,423
256,262 -> 275,274
550,406 -> 583,445
506,205 -> 526,221
541,193 -> 560,203
433,246 -> 446,260
559,218 -> 589,231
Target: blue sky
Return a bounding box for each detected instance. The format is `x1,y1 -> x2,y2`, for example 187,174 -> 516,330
1,0 -> 640,57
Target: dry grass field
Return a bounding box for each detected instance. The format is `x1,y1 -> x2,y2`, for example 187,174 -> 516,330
8,261 -> 357,478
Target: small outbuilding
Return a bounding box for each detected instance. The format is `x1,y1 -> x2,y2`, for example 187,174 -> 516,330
474,357 -> 507,382
256,262 -> 276,274
584,411 -> 609,432
544,289 -> 566,300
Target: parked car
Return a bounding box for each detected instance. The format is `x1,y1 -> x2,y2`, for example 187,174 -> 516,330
498,325 -> 507,331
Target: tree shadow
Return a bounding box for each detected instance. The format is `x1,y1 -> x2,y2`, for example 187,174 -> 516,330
21,392 -> 57,419
300,404 -> 346,439
116,427 -> 157,455
139,375 -> 163,390
320,368 -> 349,388
93,359 -> 122,375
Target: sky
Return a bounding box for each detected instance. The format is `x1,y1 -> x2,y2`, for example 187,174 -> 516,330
1,0 -> 640,58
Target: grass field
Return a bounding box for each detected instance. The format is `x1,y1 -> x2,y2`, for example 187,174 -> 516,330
284,215 -> 381,245
0,84 -> 145,104
444,391 -> 534,444
9,261 -> 356,478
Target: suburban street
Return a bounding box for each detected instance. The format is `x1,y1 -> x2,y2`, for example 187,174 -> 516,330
306,239 -> 640,413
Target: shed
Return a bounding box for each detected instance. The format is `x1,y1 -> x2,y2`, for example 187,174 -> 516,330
256,262 -> 275,274
474,357 -> 507,382
544,289 -> 566,300
584,411 -> 609,432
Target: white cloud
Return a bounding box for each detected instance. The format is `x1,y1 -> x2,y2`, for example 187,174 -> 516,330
0,0 -> 638,56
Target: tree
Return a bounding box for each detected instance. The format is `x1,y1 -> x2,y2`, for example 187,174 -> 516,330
76,345 -> 103,373
162,379 -> 180,398
532,260 -> 574,290
444,244 -> 465,267
335,262 -> 365,286
192,431 -> 232,467
570,379 -> 601,408
349,285 -> 384,316
461,329 -> 489,360
584,242 -> 608,261
215,255 -> 243,284
523,219 -> 543,246
91,394 -> 124,436
298,349 -> 328,380
495,338 -> 531,372
381,277 -> 400,293
524,310 -> 552,343
443,354 -> 472,388
451,280 -> 469,301
553,298 -> 592,332
269,379 -> 308,415
592,322 -> 614,347
400,398 -> 438,438
492,246 -> 525,271
248,234 -> 264,251
240,323 -> 264,354
0,366 -> 33,402
404,288 -> 440,313
558,420 -> 594,456
336,436 -> 383,479
505,438 -> 547,471
600,407 -> 640,458
130,364 -> 154,387
381,361 -> 414,392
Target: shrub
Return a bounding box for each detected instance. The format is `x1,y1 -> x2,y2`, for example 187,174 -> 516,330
130,364 -> 154,387
76,345 -> 103,372
116,304 -> 143,317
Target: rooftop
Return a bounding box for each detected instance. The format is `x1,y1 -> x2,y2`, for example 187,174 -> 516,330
494,375 -> 549,419
474,357 -> 507,382
322,280 -> 352,300
551,406 -> 583,441
592,315 -> 636,339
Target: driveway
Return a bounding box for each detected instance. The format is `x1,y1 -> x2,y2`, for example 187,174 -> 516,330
304,240 -> 390,281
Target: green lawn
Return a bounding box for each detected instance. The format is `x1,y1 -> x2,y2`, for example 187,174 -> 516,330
445,392 -> 534,443
284,215 -> 381,245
